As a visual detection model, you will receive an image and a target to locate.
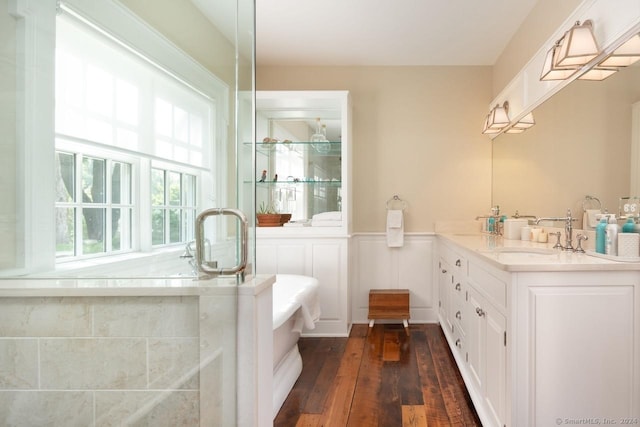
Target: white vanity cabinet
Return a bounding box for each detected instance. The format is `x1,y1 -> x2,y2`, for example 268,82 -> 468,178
465,263 -> 508,427
439,239 -> 508,427
512,270 -> 640,427
437,235 -> 640,427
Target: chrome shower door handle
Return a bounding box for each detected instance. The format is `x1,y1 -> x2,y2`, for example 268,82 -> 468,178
195,208 -> 248,278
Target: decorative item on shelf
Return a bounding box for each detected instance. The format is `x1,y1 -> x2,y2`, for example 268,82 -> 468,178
273,174 -> 278,182
256,201 -> 282,227
280,213 -> 292,225
258,169 -> 266,182
311,117 -> 331,153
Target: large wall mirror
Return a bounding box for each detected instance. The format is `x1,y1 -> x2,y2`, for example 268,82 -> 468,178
492,33 -> 640,226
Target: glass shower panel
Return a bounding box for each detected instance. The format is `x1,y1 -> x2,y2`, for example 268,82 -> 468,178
0,0 -> 255,425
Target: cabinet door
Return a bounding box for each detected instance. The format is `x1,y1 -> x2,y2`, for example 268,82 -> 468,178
484,303 -> 506,427
465,285 -> 484,392
438,260 -> 452,332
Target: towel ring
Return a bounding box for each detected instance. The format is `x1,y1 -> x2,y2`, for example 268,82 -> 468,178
386,195 -> 407,211
582,195 -> 601,212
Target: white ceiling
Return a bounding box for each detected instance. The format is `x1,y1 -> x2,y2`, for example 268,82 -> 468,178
192,0 -> 539,67
255,0 -> 539,66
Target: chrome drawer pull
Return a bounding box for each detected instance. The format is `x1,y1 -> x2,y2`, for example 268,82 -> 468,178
476,307 -> 486,317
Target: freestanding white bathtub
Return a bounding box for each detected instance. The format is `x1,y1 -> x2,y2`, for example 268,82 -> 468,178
271,274 -> 321,418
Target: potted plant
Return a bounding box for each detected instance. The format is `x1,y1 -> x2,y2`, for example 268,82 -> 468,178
257,202 -> 282,227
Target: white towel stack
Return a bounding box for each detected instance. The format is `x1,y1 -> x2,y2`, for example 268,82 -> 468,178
386,209 -> 404,247
311,211 -> 342,227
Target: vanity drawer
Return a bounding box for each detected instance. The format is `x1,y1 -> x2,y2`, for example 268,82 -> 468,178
439,243 -> 467,275
468,262 -> 506,310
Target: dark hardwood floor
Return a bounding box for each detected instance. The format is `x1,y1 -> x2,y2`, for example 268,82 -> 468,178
274,323 -> 481,427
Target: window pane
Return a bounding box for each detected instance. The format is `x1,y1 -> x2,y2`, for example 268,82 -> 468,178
174,107 -> 189,142
86,64 -> 113,117
168,172 -> 181,206
183,174 -> 196,206
115,78 -> 138,126
152,209 -> 165,245
183,209 -> 195,242
56,152 -> 75,202
151,169 -> 165,206
111,162 -> 131,204
111,207 -> 132,251
82,157 -> 106,204
169,208 -> 181,243
82,208 -> 105,254
155,98 -> 172,137
55,207 -> 75,258
190,114 -> 202,147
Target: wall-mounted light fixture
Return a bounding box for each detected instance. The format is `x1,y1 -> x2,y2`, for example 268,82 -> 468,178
578,66 -> 618,81
555,20 -> 599,67
481,102 -> 510,134
600,34 -> 640,67
482,103 -> 535,136
540,20 -> 600,81
540,40 -> 580,81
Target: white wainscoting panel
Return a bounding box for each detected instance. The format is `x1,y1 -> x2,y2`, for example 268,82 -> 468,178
351,233 -> 437,324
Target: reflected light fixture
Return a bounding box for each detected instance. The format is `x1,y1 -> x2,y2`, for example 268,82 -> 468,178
578,66 -> 618,81
540,39 -> 579,81
555,20 -> 600,67
486,102 -> 510,129
512,112 -> 535,129
482,115 -> 501,134
600,34 -> 640,67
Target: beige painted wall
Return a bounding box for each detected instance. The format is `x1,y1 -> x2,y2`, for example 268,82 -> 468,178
493,66 -> 640,221
492,0 -> 582,97
257,66 -> 493,232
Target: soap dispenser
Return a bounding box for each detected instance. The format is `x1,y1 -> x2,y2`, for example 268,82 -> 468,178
595,217 -> 608,254
622,217 -> 636,233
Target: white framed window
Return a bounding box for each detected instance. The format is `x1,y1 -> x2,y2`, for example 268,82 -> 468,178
151,168 -> 197,246
7,0 -> 229,274
51,4 -> 224,263
55,150 -> 134,259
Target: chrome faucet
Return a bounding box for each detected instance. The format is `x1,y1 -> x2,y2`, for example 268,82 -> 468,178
476,206 -> 503,235
535,209 -> 577,251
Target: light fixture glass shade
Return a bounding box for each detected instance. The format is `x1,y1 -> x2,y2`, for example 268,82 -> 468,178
600,34 -> 640,67
512,112 -> 535,129
578,66 -> 618,81
482,115 -> 501,134
505,127 -> 525,134
540,43 -> 579,81
555,21 -> 600,67
487,104 -> 510,130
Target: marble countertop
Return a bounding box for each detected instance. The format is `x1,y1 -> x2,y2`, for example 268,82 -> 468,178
0,274 -> 276,297
439,233 -> 640,272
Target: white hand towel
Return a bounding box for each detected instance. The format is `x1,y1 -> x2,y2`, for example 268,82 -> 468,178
386,210 -> 404,247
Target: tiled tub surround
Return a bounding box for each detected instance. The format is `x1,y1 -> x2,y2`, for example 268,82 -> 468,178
0,275 -> 275,426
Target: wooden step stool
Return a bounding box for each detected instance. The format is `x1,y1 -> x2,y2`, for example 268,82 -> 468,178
368,289 -> 410,335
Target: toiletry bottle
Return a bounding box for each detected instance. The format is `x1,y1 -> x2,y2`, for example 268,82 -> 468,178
595,217 -> 607,254
622,217 -> 636,233
605,217 -> 619,256
487,217 -> 495,233
538,228 -> 548,243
